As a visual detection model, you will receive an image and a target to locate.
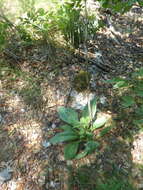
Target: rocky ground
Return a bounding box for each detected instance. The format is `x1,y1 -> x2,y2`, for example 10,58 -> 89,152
0,5 -> 143,190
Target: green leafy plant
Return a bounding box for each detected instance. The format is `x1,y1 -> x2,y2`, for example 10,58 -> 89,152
50,98 -> 108,160
0,21 -> 10,50
55,0 -> 103,48
55,0 -> 84,47
107,68 -> 143,127
17,8 -> 57,43
97,0 -> 143,14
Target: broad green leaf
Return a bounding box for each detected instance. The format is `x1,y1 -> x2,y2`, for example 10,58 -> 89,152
121,96 -> 135,107
137,82 -> 143,89
78,127 -> 86,137
58,107 -> 79,125
50,131 -> 79,144
113,2 -> 124,12
106,77 -> 126,83
106,77 -> 129,89
138,0 -> 143,6
79,117 -> 90,127
135,106 -> 143,117
133,119 -> 143,127
82,98 -> 97,120
86,131 -> 94,139
134,82 -> 143,97
60,125 -> 74,132
99,126 -> 113,137
75,141 -> 99,159
75,150 -> 88,159
132,68 -> 143,77
92,117 -> 107,130
85,141 -> 100,154
64,141 -> 79,160
134,89 -> 143,97
113,81 -> 129,89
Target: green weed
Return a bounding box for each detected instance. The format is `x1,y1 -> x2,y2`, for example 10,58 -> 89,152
50,98 -> 110,160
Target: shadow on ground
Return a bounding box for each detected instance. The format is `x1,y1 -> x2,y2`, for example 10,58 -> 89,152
0,7 -> 143,189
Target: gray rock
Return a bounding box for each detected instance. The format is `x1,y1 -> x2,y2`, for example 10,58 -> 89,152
42,141 -> 51,148
0,168 -> 13,183
99,96 -> 107,105
51,123 -> 56,129
70,90 -> 95,110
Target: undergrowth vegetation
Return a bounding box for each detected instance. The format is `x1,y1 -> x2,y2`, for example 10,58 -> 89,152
0,0 -> 143,189
0,0 -> 142,50
50,98 -> 109,160
49,67 -> 143,161
107,68 -> 143,129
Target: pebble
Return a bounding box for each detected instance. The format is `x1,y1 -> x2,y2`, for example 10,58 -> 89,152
66,160 -> 73,165
58,154 -> 65,161
99,95 -> 107,105
38,175 -> 46,187
70,90 -> 95,110
8,180 -> 17,190
20,108 -> 25,113
46,181 -> 57,189
51,123 -> 56,129
42,141 -> 51,148
50,181 -> 56,188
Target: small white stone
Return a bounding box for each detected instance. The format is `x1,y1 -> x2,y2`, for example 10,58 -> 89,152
20,109 -> 25,113
42,141 -> 51,148
9,180 -> 17,190
71,90 -> 95,110
8,107 -> 13,111
67,160 -> 73,165
100,96 -> 107,105
51,123 -> 56,129
50,181 -> 56,188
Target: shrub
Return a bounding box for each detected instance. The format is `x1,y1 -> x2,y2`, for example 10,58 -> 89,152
56,0 -> 103,48
17,8 -> 57,43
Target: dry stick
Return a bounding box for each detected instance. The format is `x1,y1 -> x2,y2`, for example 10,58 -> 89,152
76,52 -> 111,72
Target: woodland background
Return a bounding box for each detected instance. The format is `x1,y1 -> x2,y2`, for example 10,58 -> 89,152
0,0 -> 143,189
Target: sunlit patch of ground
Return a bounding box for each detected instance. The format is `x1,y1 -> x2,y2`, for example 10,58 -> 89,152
132,132 -> 143,164
0,58 -> 71,189
131,132 -> 143,189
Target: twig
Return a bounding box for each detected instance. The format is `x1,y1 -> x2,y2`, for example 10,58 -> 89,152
4,49 -> 22,63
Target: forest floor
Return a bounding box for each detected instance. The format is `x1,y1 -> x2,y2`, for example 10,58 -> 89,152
0,6 -> 143,190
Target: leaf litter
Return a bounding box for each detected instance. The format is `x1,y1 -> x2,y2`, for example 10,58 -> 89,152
0,6 -> 143,190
